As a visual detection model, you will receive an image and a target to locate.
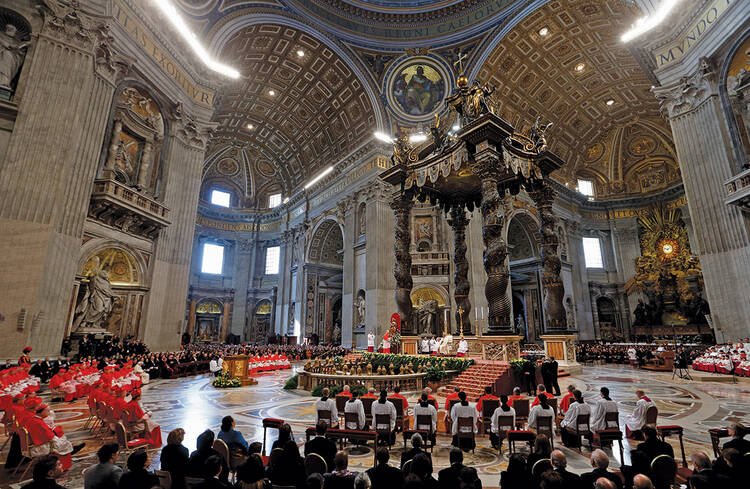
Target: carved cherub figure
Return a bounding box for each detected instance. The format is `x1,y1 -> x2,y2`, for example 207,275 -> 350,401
529,116 -> 553,153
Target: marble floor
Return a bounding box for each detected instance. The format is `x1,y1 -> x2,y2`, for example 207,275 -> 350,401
2,364 -> 749,488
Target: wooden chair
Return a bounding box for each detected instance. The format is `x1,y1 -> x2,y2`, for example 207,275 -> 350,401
317,409 -> 334,428
513,399 -> 530,428
362,398 -> 375,429
531,458 -> 552,479
389,397 -> 405,432
495,414 -> 515,450
14,428 -> 43,480
456,417 -> 476,453
709,428 -> 730,458
573,413 -> 592,451
596,429 -> 624,463
335,396 -> 348,424
533,416 -> 554,447
155,469 -> 172,489
645,406 -> 658,425
304,452 -> 327,476
604,411 -> 619,429
444,399 -> 460,433
650,454 -> 677,489
481,399 -> 499,434
414,414 -> 435,451
508,430 -> 536,453
344,411 -> 361,431
374,414 -> 393,448
114,422 -> 150,457
262,418 -> 284,456
657,425 -> 688,470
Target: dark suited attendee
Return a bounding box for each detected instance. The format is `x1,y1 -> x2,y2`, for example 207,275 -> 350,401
84,442 -> 123,489
268,440 -> 305,488
712,448 -> 744,486
305,420 -> 337,474
541,357 -> 561,396
234,453 -> 266,488
437,448 -> 465,489
723,422 -> 750,454
187,430 -> 229,482
305,473 -> 324,489
550,450 -> 580,489
366,447 -> 403,489
161,428 -> 190,489
687,451 -> 730,488
636,426 -> 674,464
458,467 -> 481,489
410,453 -> 438,489
539,470 -> 564,489
401,433 -> 431,470
323,451 -> 357,489
117,449 -> 159,489
21,456 -> 66,489
522,360 -> 536,395
195,455 -> 232,489
580,450 -> 623,489
500,453 -> 533,488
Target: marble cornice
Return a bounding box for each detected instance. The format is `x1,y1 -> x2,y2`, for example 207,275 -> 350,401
652,58 -> 717,118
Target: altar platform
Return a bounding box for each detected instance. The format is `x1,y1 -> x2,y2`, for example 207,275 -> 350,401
400,335 -> 524,361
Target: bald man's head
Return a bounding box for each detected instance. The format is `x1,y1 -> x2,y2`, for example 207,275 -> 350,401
550,450 -> 567,468
591,449 -> 609,469
633,474 -> 654,489
691,451 -> 711,470
595,478 -> 616,489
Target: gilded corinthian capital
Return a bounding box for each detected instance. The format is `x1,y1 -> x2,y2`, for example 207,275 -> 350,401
652,57 -> 717,119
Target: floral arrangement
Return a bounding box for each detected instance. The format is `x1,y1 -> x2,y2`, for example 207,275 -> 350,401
360,352 -> 473,372
212,371 -> 241,388
425,365 -> 446,382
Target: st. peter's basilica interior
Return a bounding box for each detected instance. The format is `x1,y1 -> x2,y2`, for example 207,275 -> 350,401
1,1 -> 750,488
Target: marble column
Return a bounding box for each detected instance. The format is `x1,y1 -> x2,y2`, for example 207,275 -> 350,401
529,182 -> 567,332
390,194 -> 414,329
187,298 -> 196,338
341,198 -> 356,348
140,114 -> 212,350
448,206 -> 472,334
231,239 -> 252,338
654,62 -> 750,342
0,6 -> 122,357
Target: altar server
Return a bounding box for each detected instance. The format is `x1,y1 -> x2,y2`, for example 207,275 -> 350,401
344,391 -> 365,430
457,337 -> 469,357
367,331 -> 375,353
590,387 -> 619,432
625,389 -> 656,437
450,392 -> 478,450
560,390 -> 591,447
315,387 -> 338,428
371,390 -> 397,444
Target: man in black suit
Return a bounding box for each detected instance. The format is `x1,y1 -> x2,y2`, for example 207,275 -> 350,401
551,450 -> 580,489
723,423 -> 750,454
366,447 -> 403,489
304,420 -> 337,473
687,451 -> 730,488
195,455 -> 232,489
437,448 -> 466,489
541,357 -> 561,396
636,426 -> 674,464
522,360 -> 536,395
580,450 -> 623,489
400,433 -> 431,470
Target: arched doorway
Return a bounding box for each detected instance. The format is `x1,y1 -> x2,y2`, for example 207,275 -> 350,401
195,299 -> 223,342
250,299 -> 272,344
596,297 -> 618,341
305,219 -> 344,345
506,212 -> 542,342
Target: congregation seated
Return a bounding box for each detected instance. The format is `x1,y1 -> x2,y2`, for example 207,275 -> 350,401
436,448 -> 465,489
271,422 -> 296,452
117,448 -> 160,489
558,384 -> 575,414
401,433 -> 431,470
550,450 -> 581,489
508,387 -> 526,407
687,451 -> 730,488
580,450 -> 623,489
20,456 -> 65,489
449,391 -> 478,451
406,453 -> 438,488
187,430 -> 229,482
234,453 -> 269,489
723,422 -> 750,454
528,394 -> 556,435
530,385 -> 555,407
500,453 -> 533,488
305,420 -> 337,472
692,343 -> 750,376
194,454 -> 232,489
489,394 -> 515,451
527,434 -> 552,474
217,415 -> 249,452
323,451 -> 357,489
84,442 -> 122,489
366,447 -> 403,489
636,426 -> 674,464
475,386 -> 498,413
268,438 -> 305,488
590,387 -> 619,432
161,428 -> 189,489
413,393 -> 438,445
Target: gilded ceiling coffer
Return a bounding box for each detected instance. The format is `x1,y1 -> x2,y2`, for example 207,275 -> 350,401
380,77 -> 568,334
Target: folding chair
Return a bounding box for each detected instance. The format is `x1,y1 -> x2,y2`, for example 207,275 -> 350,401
14,428 -> 43,480
114,422 -> 150,457
645,406 -> 658,425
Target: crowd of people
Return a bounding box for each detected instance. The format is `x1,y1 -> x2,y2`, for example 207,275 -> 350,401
576,343 -> 707,367
691,342 -> 750,376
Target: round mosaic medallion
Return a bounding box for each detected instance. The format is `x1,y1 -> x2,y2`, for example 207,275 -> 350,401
387,58 -> 448,122
256,160 -> 276,177
216,158 -> 239,176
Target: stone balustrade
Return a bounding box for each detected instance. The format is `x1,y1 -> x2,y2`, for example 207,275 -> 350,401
88,178 -> 171,239
725,168 -> 750,212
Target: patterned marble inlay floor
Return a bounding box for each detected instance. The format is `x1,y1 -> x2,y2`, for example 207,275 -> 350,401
1,364 -> 748,488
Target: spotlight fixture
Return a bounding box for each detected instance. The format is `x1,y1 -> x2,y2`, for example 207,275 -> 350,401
297,50 -> 305,57
268,90 -> 276,96
409,133 -> 427,144
247,123 -> 254,130
152,0 -> 240,79
606,99 -> 615,106
575,63 -> 585,72
539,27 -> 549,36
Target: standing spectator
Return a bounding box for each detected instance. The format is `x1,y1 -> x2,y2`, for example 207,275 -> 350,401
117,449 -> 159,489
161,428 -> 189,489
21,456 -> 65,489
366,447 -> 403,489
84,442 -> 123,489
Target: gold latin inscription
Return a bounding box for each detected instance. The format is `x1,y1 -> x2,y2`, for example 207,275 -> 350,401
113,0 -> 215,107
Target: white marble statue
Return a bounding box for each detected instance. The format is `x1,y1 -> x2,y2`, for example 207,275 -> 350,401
0,25 -> 29,89
438,334 -> 454,355
356,295 -> 366,326
73,268 -> 115,332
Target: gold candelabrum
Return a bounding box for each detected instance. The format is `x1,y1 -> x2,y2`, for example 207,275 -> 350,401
457,306 -> 464,336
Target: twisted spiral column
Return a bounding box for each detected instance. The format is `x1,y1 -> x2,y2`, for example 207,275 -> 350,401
390,195 -> 414,329
449,206 -> 472,334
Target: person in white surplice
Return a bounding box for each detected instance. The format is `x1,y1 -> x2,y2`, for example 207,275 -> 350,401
624,389 -> 656,437
450,391 -> 478,451
371,390 -> 397,444
344,392 -> 365,430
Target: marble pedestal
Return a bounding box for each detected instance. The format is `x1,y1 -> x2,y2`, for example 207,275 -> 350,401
541,334 -> 582,374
